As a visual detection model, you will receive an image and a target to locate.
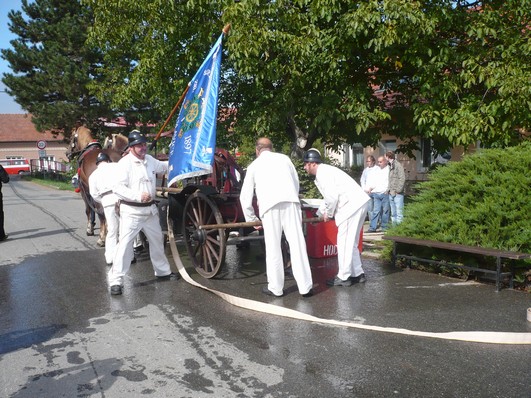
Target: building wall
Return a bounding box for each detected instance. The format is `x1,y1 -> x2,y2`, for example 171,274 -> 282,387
0,142 -> 69,163
326,136 -> 475,193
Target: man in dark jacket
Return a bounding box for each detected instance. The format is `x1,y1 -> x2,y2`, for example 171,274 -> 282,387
385,150 -> 406,225
0,164 -> 9,241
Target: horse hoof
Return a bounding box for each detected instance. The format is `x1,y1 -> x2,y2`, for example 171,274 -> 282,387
97,239 -> 105,247
86,231 -> 94,236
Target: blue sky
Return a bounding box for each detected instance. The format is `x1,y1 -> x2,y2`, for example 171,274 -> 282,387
1,0 -> 24,113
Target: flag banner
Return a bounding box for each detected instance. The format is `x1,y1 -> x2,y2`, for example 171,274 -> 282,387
167,33 -> 223,186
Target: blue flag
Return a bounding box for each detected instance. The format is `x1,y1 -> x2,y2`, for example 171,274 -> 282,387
167,33 -> 223,186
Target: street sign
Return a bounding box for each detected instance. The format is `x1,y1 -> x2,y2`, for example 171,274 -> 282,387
37,140 -> 47,150
38,150 -> 46,158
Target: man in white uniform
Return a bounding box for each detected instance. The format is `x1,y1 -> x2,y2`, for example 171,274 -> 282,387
88,152 -> 120,266
108,130 -> 177,296
240,137 -> 313,297
303,149 -> 370,287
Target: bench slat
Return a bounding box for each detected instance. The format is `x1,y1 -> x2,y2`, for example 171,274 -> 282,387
382,236 -> 531,260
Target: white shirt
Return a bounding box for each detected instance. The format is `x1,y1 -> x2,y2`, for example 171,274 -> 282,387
113,153 -> 168,215
314,163 -> 370,225
240,150 -> 300,220
360,165 -> 378,191
369,166 -> 389,194
88,162 -> 119,208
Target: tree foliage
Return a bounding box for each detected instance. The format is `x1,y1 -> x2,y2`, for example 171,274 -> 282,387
1,0 -> 113,136
4,0 -> 530,150
85,0 -> 529,155
83,1 -> 225,124
410,0 -> 531,148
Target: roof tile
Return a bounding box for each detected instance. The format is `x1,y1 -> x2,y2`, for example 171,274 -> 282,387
0,114 -> 65,143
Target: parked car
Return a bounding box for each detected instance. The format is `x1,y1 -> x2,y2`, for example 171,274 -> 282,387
0,158 -> 31,175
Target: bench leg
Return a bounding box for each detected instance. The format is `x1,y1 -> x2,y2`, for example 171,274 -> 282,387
391,242 -> 397,267
495,256 -> 501,292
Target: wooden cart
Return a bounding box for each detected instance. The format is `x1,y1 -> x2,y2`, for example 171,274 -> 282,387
161,148 -> 273,279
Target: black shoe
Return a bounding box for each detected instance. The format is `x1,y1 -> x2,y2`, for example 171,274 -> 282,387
110,285 -> 122,295
301,289 -> 314,298
326,277 -> 352,287
261,286 -> 284,297
157,272 -> 179,281
366,229 -> 377,233
0,234 -> 8,242
350,273 -> 367,284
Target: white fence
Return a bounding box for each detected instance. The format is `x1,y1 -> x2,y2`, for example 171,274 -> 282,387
30,159 -> 71,174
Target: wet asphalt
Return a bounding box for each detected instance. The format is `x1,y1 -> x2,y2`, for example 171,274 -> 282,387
0,176 -> 530,397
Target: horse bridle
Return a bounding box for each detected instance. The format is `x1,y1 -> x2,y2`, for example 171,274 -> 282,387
68,131 -> 102,163
67,132 -> 81,160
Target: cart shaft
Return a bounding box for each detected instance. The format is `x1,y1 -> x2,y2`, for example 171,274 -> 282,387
199,217 -> 322,230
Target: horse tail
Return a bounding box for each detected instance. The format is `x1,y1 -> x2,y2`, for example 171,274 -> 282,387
80,177 -> 104,217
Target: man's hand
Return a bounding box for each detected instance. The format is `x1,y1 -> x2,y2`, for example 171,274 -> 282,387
140,192 -> 152,202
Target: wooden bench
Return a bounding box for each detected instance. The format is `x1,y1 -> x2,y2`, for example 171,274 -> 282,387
382,235 -> 531,292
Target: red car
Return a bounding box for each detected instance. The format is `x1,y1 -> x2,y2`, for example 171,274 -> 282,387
0,158 -> 31,175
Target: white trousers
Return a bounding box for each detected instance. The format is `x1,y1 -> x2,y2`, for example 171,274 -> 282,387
103,205 -> 119,264
336,202 -> 369,280
108,208 -> 171,286
261,202 -> 313,296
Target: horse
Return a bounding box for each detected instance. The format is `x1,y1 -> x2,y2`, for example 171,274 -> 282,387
67,126 -> 124,246
103,132 -> 129,155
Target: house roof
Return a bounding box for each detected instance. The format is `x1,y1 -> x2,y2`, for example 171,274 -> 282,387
0,114 -> 65,143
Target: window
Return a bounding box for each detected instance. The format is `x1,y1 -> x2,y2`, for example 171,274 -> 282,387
382,140 -> 397,154
420,138 -> 432,168
345,143 -> 364,168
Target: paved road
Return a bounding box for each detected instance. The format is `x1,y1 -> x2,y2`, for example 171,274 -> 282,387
1,177 -> 530,397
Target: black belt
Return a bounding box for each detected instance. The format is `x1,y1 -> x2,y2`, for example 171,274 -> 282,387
120,200 -> 155,207
100,190 -> 112,197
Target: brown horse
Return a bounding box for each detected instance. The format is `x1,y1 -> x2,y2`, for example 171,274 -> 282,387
67,126 -> 124,246
103,133 -> 129,155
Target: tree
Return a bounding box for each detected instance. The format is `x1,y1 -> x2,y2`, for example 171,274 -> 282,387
225,0 -> 530,153
408,0 -> 531,148
85,0 -> 530,155
1,0 -> 113,136
84,0 -> 225,129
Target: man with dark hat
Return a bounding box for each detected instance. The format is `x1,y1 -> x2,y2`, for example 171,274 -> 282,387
303,148 -> 370,287
89,152 -> 120,265
108,130 -> 178,296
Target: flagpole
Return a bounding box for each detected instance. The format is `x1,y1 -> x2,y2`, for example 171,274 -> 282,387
149,24 -> 231,151
149,83 -> 190,151
222,23 -> 231,35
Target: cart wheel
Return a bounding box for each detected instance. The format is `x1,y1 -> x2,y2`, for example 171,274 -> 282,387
182,191 -> 226,278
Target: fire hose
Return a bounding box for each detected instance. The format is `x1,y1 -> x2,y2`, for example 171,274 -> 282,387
166,217 -> 531,345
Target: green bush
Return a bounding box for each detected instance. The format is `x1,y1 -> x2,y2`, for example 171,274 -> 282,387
388,141 -> 531,287
391,141 -> 530,250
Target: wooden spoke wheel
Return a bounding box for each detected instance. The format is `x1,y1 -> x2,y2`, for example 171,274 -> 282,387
182,191 -> 226,278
